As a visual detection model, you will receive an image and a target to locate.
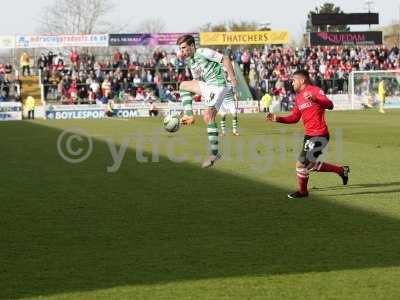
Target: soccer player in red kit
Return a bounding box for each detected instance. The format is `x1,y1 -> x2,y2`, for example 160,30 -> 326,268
266,70 -> 350,199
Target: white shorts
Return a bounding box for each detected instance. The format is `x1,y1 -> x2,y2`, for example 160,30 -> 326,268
198,82 -> 229,111
219,100 -> 237,116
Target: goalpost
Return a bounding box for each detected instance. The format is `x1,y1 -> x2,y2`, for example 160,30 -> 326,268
348,70 -> 400,110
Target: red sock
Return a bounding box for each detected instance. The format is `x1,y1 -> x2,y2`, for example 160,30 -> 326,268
296,168 -> 309,194
316,162 -> 343,175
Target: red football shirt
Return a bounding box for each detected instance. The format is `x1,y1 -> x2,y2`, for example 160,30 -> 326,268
70,51 -> 79,63
276,85 -> 334,136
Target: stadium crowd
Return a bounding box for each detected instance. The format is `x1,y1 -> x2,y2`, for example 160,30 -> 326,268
30,45 -> 400,105
0,63 -> 21,101
39,48 -> 188,104
222,45 -> 398,101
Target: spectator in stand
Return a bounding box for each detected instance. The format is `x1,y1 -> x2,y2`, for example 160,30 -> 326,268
77,75 -> 88,100
42,75 -> 50,101
241,49 -> 251,81
133,73 -> 142,87
175,52 -> 185,70
248,66 -> 258,89
2,77 -> 10,99
0,91 -> 6,102
101,78 -> 111,97
145,70 -> 153,84
57,78 -> 65,101
5,63 -> 12,80
0,64 -> 5,80
114,49 -> 123,68
130,50 -> 138,64
145,90 -> 157,102
67,80 -> 78,103
93,60 -> 102,79
123,50 -> 130,65
135,85 -> 145,101
111,77 -> 120,97
54,52 -> 64,66
55,56 -> 65,73
20,52 -> 31,76
158,85 -> 167,102
13,75 -> 21,101
70,49 -> 79,69
37,53 -> 47,75
234,49 -> 242,66
63,75 -> 72,92
153,48 -> 164,65
47,51 -> 54,68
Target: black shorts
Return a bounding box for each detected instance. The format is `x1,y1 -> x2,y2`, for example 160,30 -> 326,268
298,135 -> 329,165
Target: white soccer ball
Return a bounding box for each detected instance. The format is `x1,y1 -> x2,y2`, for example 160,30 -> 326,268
163,114 -> 181,132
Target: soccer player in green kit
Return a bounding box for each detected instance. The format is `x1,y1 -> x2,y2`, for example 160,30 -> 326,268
219,61 -> 240,136
177,34 -> 238,168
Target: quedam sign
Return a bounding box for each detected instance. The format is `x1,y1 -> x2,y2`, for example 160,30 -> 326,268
310,31 -> 383,46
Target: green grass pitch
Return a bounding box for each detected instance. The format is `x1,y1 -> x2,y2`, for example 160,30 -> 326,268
1,110 -> 400,299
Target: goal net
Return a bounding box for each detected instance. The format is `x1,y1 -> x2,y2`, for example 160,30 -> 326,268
349,70 -> 400,110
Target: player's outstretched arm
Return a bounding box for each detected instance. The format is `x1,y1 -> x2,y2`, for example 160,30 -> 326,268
272,105 -> 301,124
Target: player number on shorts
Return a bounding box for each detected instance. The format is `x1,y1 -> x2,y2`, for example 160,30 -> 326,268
304,140 -> 315,151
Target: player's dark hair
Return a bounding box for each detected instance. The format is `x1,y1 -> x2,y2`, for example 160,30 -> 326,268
293,70 -> 311,84
177,34 -> 196,46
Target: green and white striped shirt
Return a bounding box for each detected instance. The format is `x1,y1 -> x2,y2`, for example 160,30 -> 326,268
187,48 -> 227,87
